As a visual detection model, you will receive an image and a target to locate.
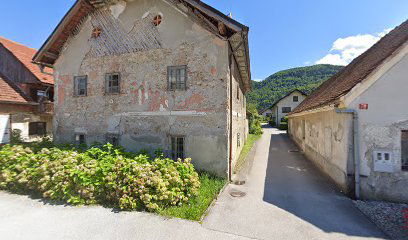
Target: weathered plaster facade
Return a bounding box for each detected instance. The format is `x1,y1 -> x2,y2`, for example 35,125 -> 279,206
50,0 -> 249,177
289,43 -> 408,202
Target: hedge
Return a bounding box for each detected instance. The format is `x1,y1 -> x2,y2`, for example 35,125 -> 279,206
0,143 -> 200,212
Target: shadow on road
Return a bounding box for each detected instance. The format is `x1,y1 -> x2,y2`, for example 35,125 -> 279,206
262,131 -> 385,239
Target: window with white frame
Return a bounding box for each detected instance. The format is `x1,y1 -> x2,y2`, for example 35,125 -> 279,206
293,96 -> 299,102
167,66 -> 187,90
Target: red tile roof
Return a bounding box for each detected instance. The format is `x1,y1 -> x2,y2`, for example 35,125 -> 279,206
292,19 -> 408,114
0,75 -> 29,103
0,36 -> 54,85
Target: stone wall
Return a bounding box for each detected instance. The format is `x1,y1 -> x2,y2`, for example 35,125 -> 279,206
52,0 -> 247,177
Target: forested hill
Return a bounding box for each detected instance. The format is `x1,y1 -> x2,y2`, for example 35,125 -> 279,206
247,64 -> 344,111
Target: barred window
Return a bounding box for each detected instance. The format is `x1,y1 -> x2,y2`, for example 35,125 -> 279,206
168,66 -> 187,91
402,130 -> 408,171
293,96 -> 299,102
106,134 -> 119,147
74,76 -> 87,96
171,136 -> 185,159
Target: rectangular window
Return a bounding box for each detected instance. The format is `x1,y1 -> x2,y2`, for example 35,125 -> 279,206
293,96 -> 299,102
402,130 -> 408,171
171,136 -> 185,159
105,73 -> 120,94
74,76 -> 87,96
282,107 -> 292,113
75,134 -> 86,145
106,134 -> 119,147
28,122 -> 46,136
168,66 -> 187,91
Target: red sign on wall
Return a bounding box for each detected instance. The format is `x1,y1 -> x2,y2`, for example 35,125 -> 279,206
359,103 -> 369,110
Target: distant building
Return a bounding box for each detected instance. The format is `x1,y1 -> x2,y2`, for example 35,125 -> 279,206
0,37 -> 54,144
261,90 -> 307,126
33,0 -> 251,178
288,20 -> 408,203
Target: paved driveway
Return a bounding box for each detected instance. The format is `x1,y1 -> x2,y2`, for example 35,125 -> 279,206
203,127 -> 387,240
0,192 -> 250,240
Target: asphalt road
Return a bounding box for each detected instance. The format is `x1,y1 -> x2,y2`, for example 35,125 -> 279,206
0,192 -> 250,240
0,127 -> 387,240
203,127 -> 387,240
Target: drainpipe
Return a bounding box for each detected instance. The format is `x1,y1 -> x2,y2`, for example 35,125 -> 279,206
335,108 -> 360,199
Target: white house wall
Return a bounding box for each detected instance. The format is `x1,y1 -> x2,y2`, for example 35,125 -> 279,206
275,91 -> 306,124
348,48 -> 408,202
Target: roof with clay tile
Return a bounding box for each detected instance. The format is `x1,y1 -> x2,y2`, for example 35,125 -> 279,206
291,19 -> 408,114
0,74 -> 30,103
0,36 -> 54,85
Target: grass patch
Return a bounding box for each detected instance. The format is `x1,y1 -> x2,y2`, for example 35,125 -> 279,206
234,134 -> 261,174
157,173 -> 226,221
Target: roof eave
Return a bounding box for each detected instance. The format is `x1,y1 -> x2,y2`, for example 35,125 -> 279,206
33,0 -> 85,66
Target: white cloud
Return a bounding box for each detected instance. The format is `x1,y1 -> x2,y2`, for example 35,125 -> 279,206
315,28 -> 392,66
253,78 -> 263,82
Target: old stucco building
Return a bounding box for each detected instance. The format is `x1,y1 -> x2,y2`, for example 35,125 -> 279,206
33,0 -> 251,178
288,20 -> 408,203
261,90 -> 307,126
0,37 -> 54,144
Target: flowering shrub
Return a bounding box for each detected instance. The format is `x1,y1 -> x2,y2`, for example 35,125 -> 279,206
0,144 -> 200,212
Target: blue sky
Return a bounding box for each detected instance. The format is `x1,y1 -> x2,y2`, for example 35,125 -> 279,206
0,0 -> 407,80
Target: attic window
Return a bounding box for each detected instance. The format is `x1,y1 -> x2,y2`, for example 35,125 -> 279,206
153,15 -> 162,26
92,27 -> 102,38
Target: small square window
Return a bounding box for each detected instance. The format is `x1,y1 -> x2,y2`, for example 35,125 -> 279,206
171,136 -> 185,159
168,66 -> 187,91
293,96 -> 299,102
29,122 -> 46,136
105,73 -> 120,94
75,134 -> 86,145
74,76 -> 88,96
106,134 -> 119,146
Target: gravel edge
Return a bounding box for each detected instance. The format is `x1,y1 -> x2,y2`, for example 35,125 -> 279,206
354,200 -> 408,240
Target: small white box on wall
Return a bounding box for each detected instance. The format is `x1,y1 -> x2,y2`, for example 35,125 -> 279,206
373,150 -> 396,173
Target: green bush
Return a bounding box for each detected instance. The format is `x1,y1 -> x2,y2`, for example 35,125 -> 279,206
279,122 -> 288,130
0,143 -> 200,212
247,103 -> 263,135
11,129 -> 23,144
268,120 -> 276,127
